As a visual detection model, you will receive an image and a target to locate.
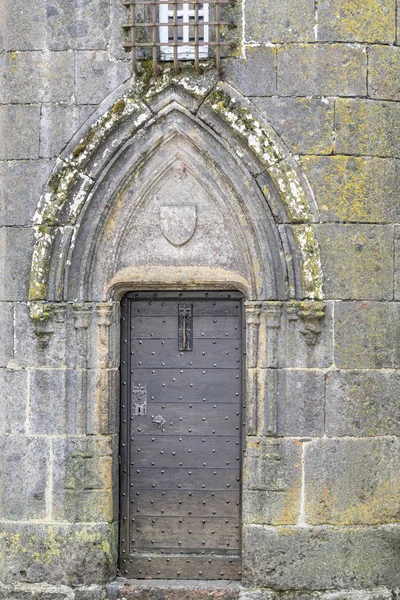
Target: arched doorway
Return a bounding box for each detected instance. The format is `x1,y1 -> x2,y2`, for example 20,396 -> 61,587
28,68 -> 325,586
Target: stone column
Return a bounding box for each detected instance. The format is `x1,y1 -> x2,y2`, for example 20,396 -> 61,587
244,302 -> 262,436
257,302 -> 282,436
73,304 -> 92,434
95,302 -> 119,435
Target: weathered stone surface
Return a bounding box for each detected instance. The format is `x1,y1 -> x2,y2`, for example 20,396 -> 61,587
237,588 -> 394,600
0,105 -> 40,159
368,45 -> 400,100
108,580 -> 241,600
278,293 -> 333,369
0,0 -> 47,50
0,227 -> 35,300
396,225 -> 400,300
29,369 -> 68,434
108,0 -> 129,60
0,436 -> 48,519
222,47 -> 276,96
276,369 -> 325,436
0,51 -> 75,103
74,585 -> 105,600
253,97 -> 334,155
74,51 -> 131,104
317,0 -> 396,42
242,524 -> 400,589
52,436 -> 114,523
245,0 -> 314,42
0,368 -> 27,434
46,0 -> 111,51
243,437 -> 302,491
277,44 -> 367,96
0,302 -> 14,366
305,438 -> 400,525
326,370 -> 400,436
0,160 -> 53,225
335,301 -> 400,368
302,155 -> 400,223
336,99 -> 400,157
316,224 -> 394,300
40,105 -> 96,158
0,522 -> 117,585
242,438 -> 302,525
0,582 -> 75,600
14,303 -> 67,369
0,582 -> 106,600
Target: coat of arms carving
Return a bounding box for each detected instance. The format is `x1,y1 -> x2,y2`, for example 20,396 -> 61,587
159,205 -> 197,246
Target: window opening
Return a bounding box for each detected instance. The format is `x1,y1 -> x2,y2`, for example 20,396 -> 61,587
122,0 -> 235,75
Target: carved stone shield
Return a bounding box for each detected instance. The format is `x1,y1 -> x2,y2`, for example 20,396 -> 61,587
160,205 -> 197,246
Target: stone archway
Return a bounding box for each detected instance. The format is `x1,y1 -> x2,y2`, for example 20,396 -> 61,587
27,64 -> 326,588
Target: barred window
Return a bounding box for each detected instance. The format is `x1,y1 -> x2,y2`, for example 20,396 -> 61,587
123,0 -> 235,75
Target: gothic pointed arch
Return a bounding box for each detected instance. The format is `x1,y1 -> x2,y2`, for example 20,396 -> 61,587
29,66 -> 323,313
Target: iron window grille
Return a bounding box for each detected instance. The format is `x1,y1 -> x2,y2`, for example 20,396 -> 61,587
122,0 -> 235,75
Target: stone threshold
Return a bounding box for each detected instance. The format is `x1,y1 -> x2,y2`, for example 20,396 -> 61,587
107,579 -> 242,600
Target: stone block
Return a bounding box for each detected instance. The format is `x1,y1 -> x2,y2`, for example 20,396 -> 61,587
74,586 -> 105,600
0,160 -> 53,226
52,436 -> 114,523
316,224 -> 394,300
46,0 -> 110,51
74,51 -> 131,104
0,368 -> 27,434
245,0 -> 314,42
0,436 -> 48,520
40,105 -> 96,158
396,225 -> 400,299
0,0 -> 47,51
222,47 -> 276,96
276,369 -> 325,436
369,45 -> 400,100
305,438 -> 400,525
334,301 -> 400,368
0,227 -> 35,300
326,370 -> 400,436
242,524 -> 400,589
0,582 -> 75,600
253,97 -> 334,155
107,581 -> 242,600
277,44 -> 367,97
317,0 -> 395,42
0,51 -> 74,103
87,369 -> 120,436
109,0 -> 132,60
242,437 -> 302,524
336,99 -> 400,157
29,369 -> 68,434
0,522 -> 117,585
301,155 -> 400,223
0,105 -> 40,159
0,302 -> 14,366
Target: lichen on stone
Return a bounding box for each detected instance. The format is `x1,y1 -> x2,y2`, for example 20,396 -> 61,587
295,224 -> 324,299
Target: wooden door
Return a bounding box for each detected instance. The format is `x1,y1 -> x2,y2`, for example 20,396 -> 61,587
119,291 -> 244,579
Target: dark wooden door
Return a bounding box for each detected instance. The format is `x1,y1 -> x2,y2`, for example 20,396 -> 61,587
119,291 -> 244,580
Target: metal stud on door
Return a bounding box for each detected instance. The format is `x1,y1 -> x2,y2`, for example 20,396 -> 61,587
120,291 -> 244,579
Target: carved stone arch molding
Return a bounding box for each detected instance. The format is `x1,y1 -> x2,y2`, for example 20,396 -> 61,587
26,66 -> 328,584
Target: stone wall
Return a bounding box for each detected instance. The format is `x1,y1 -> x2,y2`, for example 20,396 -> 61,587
1,0 -> 400,599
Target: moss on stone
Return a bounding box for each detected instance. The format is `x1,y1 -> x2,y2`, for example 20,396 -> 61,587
71,142 -> 88,157
112,99 -> 126,114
